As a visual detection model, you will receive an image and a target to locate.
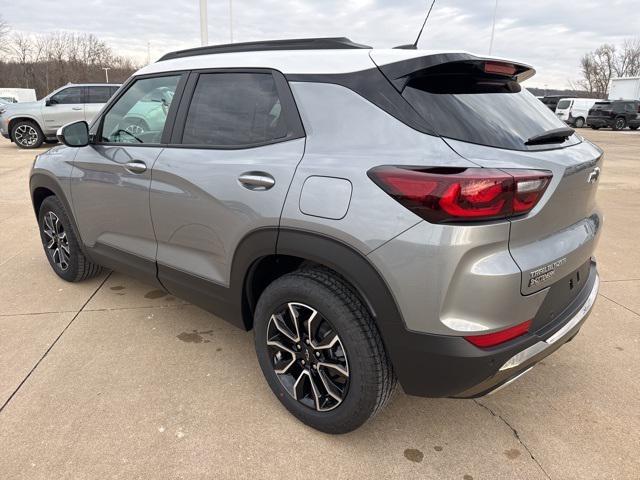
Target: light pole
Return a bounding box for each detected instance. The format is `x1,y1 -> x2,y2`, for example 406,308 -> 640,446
488,0 -> 498,55
229,0 -> 233,43
102,67 -> 111,83
200,0 -> 208,46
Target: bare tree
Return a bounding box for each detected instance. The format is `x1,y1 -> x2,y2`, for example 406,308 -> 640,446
576,39 -> 640,97
616,38 -> 640,77
0,16 -> 9,55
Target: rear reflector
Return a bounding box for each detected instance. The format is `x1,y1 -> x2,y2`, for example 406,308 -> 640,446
464,320 -> 532,348
484,61 -> 517,76
368,166 -> 551,223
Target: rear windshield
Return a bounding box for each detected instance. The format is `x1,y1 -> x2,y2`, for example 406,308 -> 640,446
401,62 -> 578,151
556,100 -> 571,109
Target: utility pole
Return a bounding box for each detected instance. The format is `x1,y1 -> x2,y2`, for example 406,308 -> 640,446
229,0 -> 234,43
488,0 -> 498,55
200,0 -> 208,46
102,67 -> 111,83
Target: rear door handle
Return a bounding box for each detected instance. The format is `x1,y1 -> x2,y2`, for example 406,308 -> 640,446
124,160 -> 147,174
238,172 -> 275,190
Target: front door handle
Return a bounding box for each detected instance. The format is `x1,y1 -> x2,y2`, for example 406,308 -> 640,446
72,107 -> 83,111
238,172 -> 275,190
124,160 -> 147,174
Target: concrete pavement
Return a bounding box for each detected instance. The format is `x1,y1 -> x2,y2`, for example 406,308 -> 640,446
0,130 -> 638,479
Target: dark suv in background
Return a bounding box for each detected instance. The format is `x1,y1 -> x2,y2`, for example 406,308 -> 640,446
539,95 -> 565,111
587,100 -> 640,130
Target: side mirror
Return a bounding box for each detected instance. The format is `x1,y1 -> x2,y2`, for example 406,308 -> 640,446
45,98 -> 54,106
57,121 -> 89,147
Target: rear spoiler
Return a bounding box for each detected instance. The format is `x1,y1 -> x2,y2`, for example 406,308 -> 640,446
372,52 -> 536,92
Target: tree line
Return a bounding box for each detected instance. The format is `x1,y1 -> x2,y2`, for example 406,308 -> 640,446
0,16 -> 137,99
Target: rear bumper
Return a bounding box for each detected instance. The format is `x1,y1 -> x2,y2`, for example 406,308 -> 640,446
394,261 -> 599,398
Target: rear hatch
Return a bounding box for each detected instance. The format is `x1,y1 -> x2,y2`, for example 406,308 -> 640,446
555,99 -> 571,120
370,51 -> 603,295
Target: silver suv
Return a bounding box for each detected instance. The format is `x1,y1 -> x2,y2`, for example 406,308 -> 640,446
0,83 -> 119,148
29,38 -> 602,433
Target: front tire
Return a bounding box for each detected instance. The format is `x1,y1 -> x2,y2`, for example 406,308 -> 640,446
254,267 -> 396,434
12,120 -> 44,149
38,196 -> 103,282
574,117 -> 585,128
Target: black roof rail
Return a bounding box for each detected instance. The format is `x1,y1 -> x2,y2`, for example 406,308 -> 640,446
157,37 -> 371,62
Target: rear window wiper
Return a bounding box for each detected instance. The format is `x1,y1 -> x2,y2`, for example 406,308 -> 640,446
525,127 -> 575,146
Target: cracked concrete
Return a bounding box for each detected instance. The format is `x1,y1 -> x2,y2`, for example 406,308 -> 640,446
474,400 -> 551,480
0,130 -> 639,479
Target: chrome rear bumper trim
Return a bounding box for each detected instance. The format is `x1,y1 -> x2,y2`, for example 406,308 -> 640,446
499,274 -> 599,371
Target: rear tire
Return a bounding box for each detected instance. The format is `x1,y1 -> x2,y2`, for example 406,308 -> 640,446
591,126 -> 600,130
38,196 -> 103,282
613,117 -> 626,131
12,120 -> 44,149
629,125 -> 639,131
254,267 -> 396,434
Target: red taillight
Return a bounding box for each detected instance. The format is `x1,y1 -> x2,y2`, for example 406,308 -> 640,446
484,61 -> 517,76
368,166 -> 551,223
464,320 -> 532,348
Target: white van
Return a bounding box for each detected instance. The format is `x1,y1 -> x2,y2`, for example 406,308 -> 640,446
555,98 -> 604,128
0,88 -> 37,103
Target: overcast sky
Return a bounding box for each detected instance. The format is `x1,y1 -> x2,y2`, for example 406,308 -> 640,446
3,0 -> 639,88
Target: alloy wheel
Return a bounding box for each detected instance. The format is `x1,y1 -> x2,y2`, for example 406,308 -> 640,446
42,211 -> 71,271
125,124 -> 145,136
615,118 -> 625,130
266,302 -> 349,411
14,124 -> 38,147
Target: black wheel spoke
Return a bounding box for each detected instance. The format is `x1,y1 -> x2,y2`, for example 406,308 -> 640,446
267,302 -> 349,412
41,211 -> 71,272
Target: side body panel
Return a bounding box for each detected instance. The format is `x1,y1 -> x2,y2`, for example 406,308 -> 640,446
84,102 -> 107,124
149,139 -> 305,287
70,145 -> 163,283
281,81 -> 474,255
41,102 -> 85,135
30,145 -> 78,215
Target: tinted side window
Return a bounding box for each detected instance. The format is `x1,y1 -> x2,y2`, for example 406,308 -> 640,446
51,87 -> 84,105
182,73 -> 287,146
100,75 -> 181,144
87,86 -> 113,103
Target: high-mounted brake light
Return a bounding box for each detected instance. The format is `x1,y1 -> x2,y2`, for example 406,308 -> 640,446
484,61 -> 517,76
464,320 -> 532,348
368,166 -> 551,223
